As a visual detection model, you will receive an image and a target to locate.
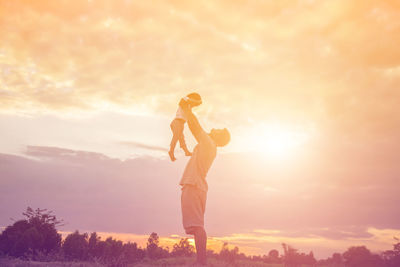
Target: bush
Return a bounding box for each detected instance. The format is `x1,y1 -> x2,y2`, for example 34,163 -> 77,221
146,232 -> 168,259
343,246 -> 383,267
63,231 -> 89,260
123,242 -> 145,263
171,238 -> 195,257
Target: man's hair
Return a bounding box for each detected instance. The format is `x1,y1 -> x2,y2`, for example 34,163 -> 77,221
214,128 -> 230,147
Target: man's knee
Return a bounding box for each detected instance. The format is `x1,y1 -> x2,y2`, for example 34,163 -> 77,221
185,226 -> 204,235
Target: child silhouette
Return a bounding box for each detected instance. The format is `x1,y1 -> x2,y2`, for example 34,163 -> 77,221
169,93 -> 202,161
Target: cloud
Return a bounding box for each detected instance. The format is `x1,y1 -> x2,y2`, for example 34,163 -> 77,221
1,1 -> 400,182
0,147 -> 181,235
1,2 -> 400,256
1,0 -> 399,137
1,145 -> 400,257
25,145 -> 114,162
118,141 -> 168,152
209,227 -> 400,257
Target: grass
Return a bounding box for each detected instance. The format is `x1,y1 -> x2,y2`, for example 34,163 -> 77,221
136,257 -> 282,266
0,257 -> 285,267
0,258 -> 104,267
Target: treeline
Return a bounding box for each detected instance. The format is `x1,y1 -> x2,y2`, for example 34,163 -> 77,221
0,207 -> 399,266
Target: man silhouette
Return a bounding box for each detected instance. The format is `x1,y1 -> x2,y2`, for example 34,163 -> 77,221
178,99 -> 230,265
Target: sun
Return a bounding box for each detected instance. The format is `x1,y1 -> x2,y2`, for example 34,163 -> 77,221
240,123 -> 311,160
259,131 -> 293,158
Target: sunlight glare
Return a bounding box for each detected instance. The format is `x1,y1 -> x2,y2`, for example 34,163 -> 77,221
243,123 -> 311,160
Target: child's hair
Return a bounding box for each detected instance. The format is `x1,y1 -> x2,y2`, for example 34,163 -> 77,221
186,92 -> 202,105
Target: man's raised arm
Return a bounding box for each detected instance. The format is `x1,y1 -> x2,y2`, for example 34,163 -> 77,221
179,98 -> 205,143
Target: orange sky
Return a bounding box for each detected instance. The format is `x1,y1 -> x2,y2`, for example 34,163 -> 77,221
1,0 -> 400,258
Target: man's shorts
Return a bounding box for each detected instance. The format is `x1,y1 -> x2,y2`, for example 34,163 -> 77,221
181,184 -> 207,234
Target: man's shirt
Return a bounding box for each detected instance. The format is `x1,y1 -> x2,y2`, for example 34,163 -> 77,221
179,130 -> 217,192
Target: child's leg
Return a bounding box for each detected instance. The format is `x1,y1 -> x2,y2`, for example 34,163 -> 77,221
169,119 -> 185,161
178,129 -> 192,156
170,125 -> 180,152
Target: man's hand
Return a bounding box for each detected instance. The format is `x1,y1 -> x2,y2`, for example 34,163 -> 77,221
179,98 -> 190,111
179,98 -> 204,143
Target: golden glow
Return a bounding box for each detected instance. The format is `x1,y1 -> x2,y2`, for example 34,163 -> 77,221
1,0 -> 399,259
240,123 -> 312,160
59,228 -> 400,257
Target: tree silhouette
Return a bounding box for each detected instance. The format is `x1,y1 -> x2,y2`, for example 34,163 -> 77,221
147,232 -> 159,247
331,252 -> 343,264
67,232 -> 145,264
99,237 -> 124,262
0,207 -> 61,257
382,237 -> 400,267
88,232 -> 100,259
122,242 -> 145,263
3,207 -> 400,266
266,249 -> 281,263
146,232 -> 168,259
343,246 -> 383,267
146,232 -> 159,259
63,231 -> 89,260
281,243 -> 316,266
22,207 -> 64,227
218,242 -> 241,263
282,243 -> 299,267
171,238 -> 194,257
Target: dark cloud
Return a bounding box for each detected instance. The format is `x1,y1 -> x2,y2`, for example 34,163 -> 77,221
0,146 -> 181,235
1,145 -> 399,238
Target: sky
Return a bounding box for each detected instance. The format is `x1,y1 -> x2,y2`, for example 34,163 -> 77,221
1,0 -> 400,259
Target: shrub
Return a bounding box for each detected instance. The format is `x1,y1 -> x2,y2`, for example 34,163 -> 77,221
63,231 -> 89,260
171,238 -> 195,257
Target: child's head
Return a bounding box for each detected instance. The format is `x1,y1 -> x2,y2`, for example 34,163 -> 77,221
210,128 -> 230,147
186,92 -> 202,107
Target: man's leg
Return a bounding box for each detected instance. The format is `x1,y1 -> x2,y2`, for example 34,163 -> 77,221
193,226 -> 207,265
181,186 -> 207,265
185,226 -> 207,265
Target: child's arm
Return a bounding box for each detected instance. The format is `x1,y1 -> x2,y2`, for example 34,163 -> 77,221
179,98 -> 204,143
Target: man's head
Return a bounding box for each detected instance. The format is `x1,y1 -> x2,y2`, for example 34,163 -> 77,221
209,128 -> 230,147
